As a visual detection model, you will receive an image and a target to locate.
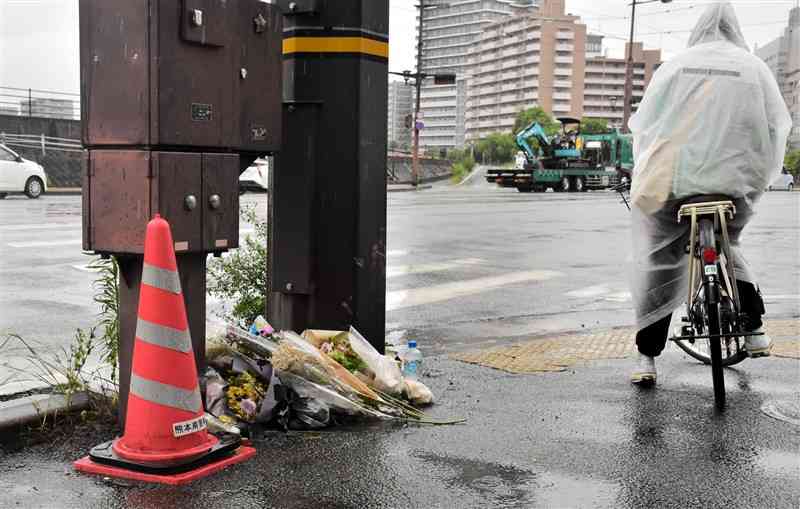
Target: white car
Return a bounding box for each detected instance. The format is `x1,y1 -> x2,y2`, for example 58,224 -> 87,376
767,170 -> 795,192
239,157 -> 269,194
0,144 -> 48,199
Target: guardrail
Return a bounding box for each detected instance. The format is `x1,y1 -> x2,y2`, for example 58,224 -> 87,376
0,86 -> 80,120
0,132 -> 83,154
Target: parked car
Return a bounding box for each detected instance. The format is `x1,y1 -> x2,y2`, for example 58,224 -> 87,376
0,143 -> 48,199
767,169 -> 795,192
239,157 -> 269,194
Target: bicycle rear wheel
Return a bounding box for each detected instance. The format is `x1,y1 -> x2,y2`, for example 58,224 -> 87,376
706,296 -> 726,409
674,291 -> 748,367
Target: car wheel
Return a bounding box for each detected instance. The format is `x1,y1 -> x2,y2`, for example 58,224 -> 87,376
0,193 -> 7,199
575,176 -> 585,192
789,183 -> 794,192
25,177 -> 44,199
559,176 -> 570,192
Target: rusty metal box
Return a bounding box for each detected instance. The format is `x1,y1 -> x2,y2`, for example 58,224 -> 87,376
80,0 -> 281,152
83,150 -> 239,254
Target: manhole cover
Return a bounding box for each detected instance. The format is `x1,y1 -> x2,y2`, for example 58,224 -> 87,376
761,400 -> 800,426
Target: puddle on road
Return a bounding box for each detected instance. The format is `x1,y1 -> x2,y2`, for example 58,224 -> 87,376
532,472 -> 620,509
415,451 -> 537,508
755,448 -> 800,479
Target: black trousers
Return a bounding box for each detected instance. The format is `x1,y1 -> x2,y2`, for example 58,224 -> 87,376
636,280 -> 765,357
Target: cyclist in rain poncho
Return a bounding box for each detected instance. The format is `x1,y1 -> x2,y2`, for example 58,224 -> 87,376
627,2 -> 791,384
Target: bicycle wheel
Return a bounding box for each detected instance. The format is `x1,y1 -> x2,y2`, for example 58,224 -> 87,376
674,291 -> 748,367
700,218 -> 725,409
706,294 -> 726,409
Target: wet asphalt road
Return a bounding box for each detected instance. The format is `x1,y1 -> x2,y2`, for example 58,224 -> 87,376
0,181 -> 798,508
0,184 -> 798,384
0,352 -> 798,508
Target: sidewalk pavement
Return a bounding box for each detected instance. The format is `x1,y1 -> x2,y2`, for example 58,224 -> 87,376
387,183 -> 433,192
1,322 -> 797,508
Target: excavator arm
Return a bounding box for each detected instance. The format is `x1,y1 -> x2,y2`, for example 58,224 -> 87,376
515,122 -> 551,164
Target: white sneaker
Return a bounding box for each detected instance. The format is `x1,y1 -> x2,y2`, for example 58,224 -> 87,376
631,353 -> 657,385
745,328 -> 772,358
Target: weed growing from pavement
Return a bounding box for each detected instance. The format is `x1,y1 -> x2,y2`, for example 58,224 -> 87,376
89,256 -> 120,385
207,205 -> 268,328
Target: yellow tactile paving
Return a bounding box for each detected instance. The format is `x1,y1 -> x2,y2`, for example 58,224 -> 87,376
452,319 -> 799,374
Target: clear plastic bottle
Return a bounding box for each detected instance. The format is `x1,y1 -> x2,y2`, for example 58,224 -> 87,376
401,340 -> 422,380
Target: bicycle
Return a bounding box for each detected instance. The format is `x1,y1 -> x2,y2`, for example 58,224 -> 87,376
667,196 -> 764,410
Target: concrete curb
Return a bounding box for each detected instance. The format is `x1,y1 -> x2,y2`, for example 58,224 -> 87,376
388,184 -> 433,193
47,188 -> 82,196
0,391 -> 90,430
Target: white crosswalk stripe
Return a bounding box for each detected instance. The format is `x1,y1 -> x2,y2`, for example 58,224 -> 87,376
0,222 -> 81,232
387,270 -> 564,311
387,258 -> 484,278
7,238 -> 83,248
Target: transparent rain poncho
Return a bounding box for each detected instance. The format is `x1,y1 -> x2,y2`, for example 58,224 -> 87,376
627,2 -> 791,329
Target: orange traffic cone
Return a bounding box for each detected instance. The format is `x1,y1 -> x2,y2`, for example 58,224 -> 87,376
75,215 -> 255,485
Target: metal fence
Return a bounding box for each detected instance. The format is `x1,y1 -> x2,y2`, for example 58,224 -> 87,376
0,132 -> 82,155
0,86 -> 80,121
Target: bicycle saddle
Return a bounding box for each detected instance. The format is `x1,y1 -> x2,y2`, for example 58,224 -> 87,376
682,194 -> 734,205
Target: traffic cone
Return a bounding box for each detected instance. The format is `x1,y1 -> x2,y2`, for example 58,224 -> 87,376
74,215 -> 255,485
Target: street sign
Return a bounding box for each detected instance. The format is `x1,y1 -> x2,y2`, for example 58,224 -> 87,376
415,121 -> 424,130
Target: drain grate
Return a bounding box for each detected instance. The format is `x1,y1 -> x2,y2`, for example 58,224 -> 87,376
761,400 -> 800,426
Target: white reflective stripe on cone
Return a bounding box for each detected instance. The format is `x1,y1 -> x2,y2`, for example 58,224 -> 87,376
129,373 -> 201,413
141,263 -> 182,294
135,318 -> 193,353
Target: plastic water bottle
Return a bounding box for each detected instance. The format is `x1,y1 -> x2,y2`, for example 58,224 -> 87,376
401,340 -> 423,380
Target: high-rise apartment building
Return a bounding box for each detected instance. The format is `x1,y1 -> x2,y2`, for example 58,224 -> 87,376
417,0 -> 539,151
464,0 -> 660,140
584,43 -> 661,128
387,81 -> 414,150
756,7 -> 800,148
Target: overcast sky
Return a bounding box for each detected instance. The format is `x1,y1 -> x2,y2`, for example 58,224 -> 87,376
0,0 -> 795,93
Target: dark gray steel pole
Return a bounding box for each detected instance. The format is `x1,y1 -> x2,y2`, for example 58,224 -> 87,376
269,0 -> 389,352
623,0 -> 636,132
412,0 -> 424,188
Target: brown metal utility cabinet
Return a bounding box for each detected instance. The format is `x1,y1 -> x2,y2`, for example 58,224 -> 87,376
79,0 -> 282,425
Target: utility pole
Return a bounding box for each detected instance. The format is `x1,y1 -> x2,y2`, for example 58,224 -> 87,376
623,1 -> 636,133
623,0 -> 672,132
412,0 -> 425,188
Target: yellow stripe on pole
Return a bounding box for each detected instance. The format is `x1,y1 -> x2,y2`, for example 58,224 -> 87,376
282,37 -> 389,58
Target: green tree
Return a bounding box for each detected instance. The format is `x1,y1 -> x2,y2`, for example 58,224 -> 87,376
512,107 -> 560,136
580,118 -> 610,134
474,132 -> 516,164
784,149 -> 800,178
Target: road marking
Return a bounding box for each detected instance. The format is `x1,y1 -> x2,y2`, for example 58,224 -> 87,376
763,295 -> 800,301
6,238 -> 82,248
387,249 -> 408,257
604,292 -> 632,302
387,270 -> 564,311
0,222 -> 81,232
387,258 -> 484,278
566,285 -> 609,298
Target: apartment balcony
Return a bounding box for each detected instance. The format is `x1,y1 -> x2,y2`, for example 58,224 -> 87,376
555,44 -> 574,52
556,31 -> 574,40
554,56 -> 574,65
553,80 -> 572,88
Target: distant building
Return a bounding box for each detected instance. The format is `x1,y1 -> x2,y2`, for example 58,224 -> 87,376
755,6 -> 800,148
464,0 -> 661,140
387,81 -> 414,150
584,43 -> 661,128
19,97 -> 77,120
417,0 -> 540,150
